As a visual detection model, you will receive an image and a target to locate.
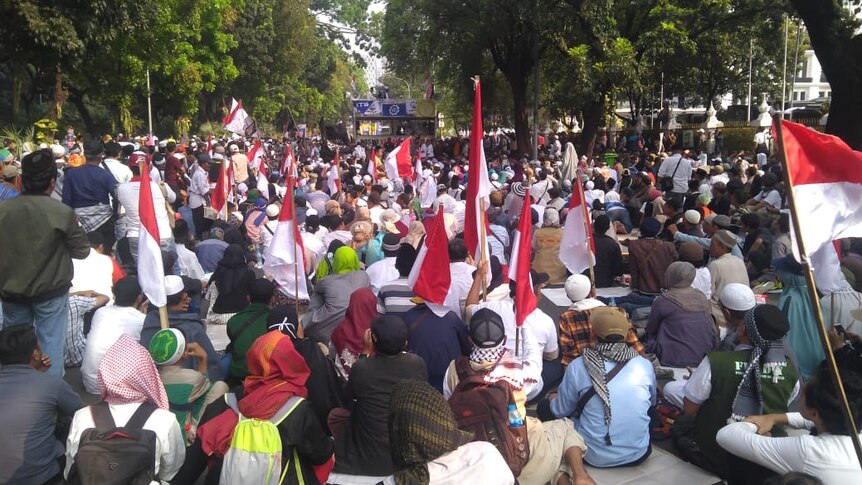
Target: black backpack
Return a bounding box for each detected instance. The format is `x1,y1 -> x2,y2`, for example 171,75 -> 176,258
68,402 -> 159,485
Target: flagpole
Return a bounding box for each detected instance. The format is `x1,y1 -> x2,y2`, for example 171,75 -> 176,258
146,70 -> 153,139
576,173 -> 596,284
772,114 -> 862,470
290,181 -> 301,320
158,306 -> 169,330
479,199 -> 489,302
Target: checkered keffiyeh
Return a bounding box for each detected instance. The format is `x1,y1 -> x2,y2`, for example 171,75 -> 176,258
98,334 -> 169,409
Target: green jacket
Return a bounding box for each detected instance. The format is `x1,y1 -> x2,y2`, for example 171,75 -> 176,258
227,303 -> 271,380
0,193 -> 90,302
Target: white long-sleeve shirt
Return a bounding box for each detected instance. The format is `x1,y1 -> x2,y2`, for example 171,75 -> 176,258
66,402 -> 185,484
716,413 -> 862,484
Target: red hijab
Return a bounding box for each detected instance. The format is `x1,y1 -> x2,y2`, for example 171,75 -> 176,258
199,331 -> 310,456
331,288 -> 379,375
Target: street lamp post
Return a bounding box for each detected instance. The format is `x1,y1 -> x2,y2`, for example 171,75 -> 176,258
389,76 -> 412,98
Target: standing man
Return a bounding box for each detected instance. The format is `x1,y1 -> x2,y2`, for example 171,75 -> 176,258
230,143 -> 250,186
0,149 -> 90,376
164,140 -> 186,207
188,154 -> 212,239
62,140 -> 118,250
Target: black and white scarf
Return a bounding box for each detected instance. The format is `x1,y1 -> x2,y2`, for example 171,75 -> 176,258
729,308 -> 787,422
582,342 -> 639,443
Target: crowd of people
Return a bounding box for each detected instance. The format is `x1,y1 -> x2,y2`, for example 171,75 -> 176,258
0,127 -> 861,485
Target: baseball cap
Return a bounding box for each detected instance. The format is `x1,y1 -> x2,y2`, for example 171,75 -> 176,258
2,164 -> 19,179
468,308 -> 506,348
719,283 -> 756,311
84,140 -> 104,158
590,307 -> 631,341
148,328 -> 186,366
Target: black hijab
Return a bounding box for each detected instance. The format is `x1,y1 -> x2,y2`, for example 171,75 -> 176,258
210,244 -> 254,313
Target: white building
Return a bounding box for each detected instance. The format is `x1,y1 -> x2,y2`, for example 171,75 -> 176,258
791,49 -> 831,104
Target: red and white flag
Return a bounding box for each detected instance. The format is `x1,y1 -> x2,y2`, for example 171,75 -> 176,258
223,98 -> 250,135
137,160 -> 166,307
264,178 -> 309,300
408,206 -> 452,304
384,138 -> 413,181
560,174 -> 595,275
367,153 -> 379,184
778,119 -> 862,292
206,135 -> 213,157
464,78 -> 493,262
247,140 -> 263,171
211,159 -> 230,221
508,195 -> 536,327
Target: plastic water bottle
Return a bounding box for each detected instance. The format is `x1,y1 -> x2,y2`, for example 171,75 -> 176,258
507,404 -> 524,428
609,297 -> 617,307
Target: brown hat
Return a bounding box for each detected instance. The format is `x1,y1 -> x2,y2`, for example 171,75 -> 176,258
713,229 -> 738,250
590,307 -> 631,341
679,241 -> 705,264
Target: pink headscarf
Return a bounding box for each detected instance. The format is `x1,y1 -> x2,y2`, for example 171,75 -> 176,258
98,334 -> 169,410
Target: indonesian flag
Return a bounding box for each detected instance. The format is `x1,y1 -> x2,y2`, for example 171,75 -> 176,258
559,175 -> 596,275
384,138 -> 413,181
211,159 -> 230,220
264,178 -> 309,301
777,119 -> 862,291
367,154 -> 379,184
137,160 -> 166,307
408,206 -> 452,304
247,140 -> 263,171
414,155 -> 422,184
464,78 -> 493,262
508,195 -> 536,327
223,98 -> 250,135
206,135 -> 213,157
327,151 -> 342,195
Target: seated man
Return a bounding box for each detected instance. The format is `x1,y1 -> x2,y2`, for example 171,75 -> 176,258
539,307 -> 656,468
64,289 -> 110,368
559,274 -> 644,366
0,326 -> 82,485
331,315 -> 428,478
365,233 -> 402,294
148,328 -> 228,446
611,217 -> 677,316
140,275 -> 224,381
403,301 -> 469,393
81,276 -> 149,394
442,307 -> 595,485
669,304 -> 799,483
225,278 -> 274,385
377,243 -> 418,315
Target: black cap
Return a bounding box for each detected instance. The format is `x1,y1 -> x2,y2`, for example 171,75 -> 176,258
267,304 -> 299,338
469,308 -> 506,348
84,140 -> 104,159
371,315 -> 408,355
530,269 -> 550,287
753,304 -> 790,341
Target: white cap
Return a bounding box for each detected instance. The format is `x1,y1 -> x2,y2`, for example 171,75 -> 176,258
565,274 -> 592,303
362,174 -> 372,184
266,204 -> 280,218
230,144 -> 239,152
50,144 -> 66,159
164,275 -> 185,296
684,209 -> 702,224
719,283 -> 756,311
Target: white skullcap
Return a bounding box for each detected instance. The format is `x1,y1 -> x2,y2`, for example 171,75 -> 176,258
164,275 -> 185,296
491,173 -> 499,181
565,274 -> 592,303
306,207 -> 318,216
586,181 -> 595,190
50,144 -> 66,159
719,283 -> 756,311
362,174 -> 372,183
266,204 -> 280,218
684,209 -> 702,224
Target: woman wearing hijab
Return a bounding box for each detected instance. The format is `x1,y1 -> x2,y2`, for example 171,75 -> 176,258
197,331 -> 334,485
774,255 -> 824,380
403,221 -> 426,249
532,207 -> 567,284
306,246 -> 371,344
65,335 -> 185,483
331,288 -> 379,379
267,305 -> 344,434
387,379 -> 515,485
645,262 -> 717,367
205,244 -> 255,326
314,239 -> 346,282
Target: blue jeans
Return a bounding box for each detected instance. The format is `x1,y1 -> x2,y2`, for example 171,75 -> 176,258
598,294 -> 656,318
2,293 -> 69,377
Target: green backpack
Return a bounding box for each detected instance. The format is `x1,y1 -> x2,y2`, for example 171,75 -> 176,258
220,393 -> 305,485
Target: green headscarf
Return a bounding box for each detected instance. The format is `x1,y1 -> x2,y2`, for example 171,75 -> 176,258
389,380 -> 471,485
332,246 -> 361,275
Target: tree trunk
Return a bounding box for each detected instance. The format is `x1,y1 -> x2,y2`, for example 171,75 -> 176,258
509,73 -> 532,157
70,91 -> 96,136
579,98 -> 606,158
826,81 -> 862,150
